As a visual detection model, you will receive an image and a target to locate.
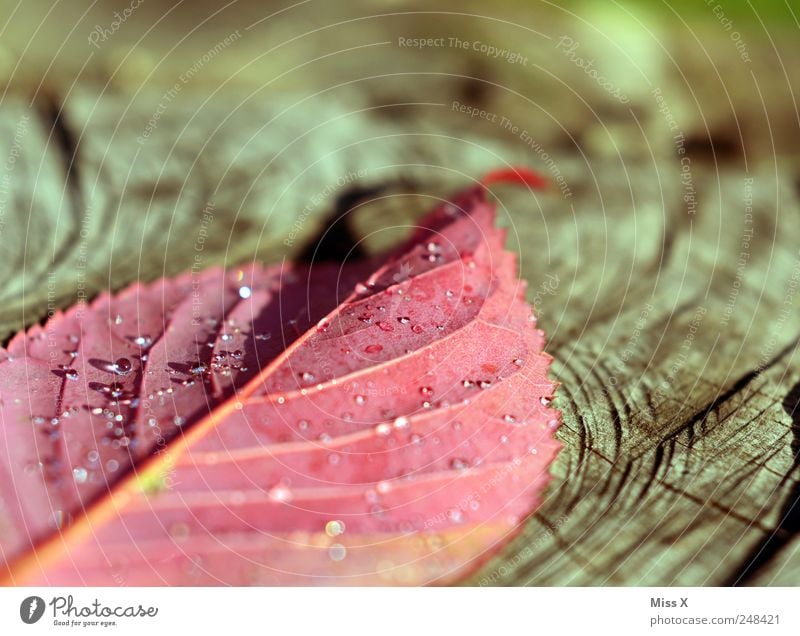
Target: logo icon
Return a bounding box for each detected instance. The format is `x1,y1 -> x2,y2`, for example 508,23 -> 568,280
20,596 -> 45,624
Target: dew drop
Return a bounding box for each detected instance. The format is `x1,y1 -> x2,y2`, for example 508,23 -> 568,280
52,510 -> 72,529
112,357 -> 132,375
300,371 -> 315,383
133,335 -> 152,348
411,324 -> 424,334
72,467 -> 88,483
238,285 -> 252,299
64,368 -> 79,381
513,358 -> 524,367
478,380 -> 492,389
376,320 -> 394,332
375,423 -> 392,436
364,344 -> 383,354
503,414 -> 517,423
419,386 -> 434,397
325,520 -> 346,537
540,396 -> 552,407
354,394 -> 366,406
190,362 -> 208,376
397,316 -> 410,325
450,458 -> 469,470
393,415 -> 410,429
547,418 -> 559,429
170,522 -> 191,540
447,508 -> 465,524
355,282 -> 369,294
268,485 -> 292,502
329,544 -> 347,561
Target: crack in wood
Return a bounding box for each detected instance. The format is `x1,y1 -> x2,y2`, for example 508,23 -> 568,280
725,379 -> 800,585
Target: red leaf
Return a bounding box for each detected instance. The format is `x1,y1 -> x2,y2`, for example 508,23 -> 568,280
0,170 -> 560,585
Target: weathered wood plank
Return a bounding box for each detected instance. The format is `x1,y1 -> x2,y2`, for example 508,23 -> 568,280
468,161 -> 800,585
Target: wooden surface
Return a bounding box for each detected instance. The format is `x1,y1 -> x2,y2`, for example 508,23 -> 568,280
1,0 -> 799,585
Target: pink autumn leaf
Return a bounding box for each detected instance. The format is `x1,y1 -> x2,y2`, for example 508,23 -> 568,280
0,169 -> 561,585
